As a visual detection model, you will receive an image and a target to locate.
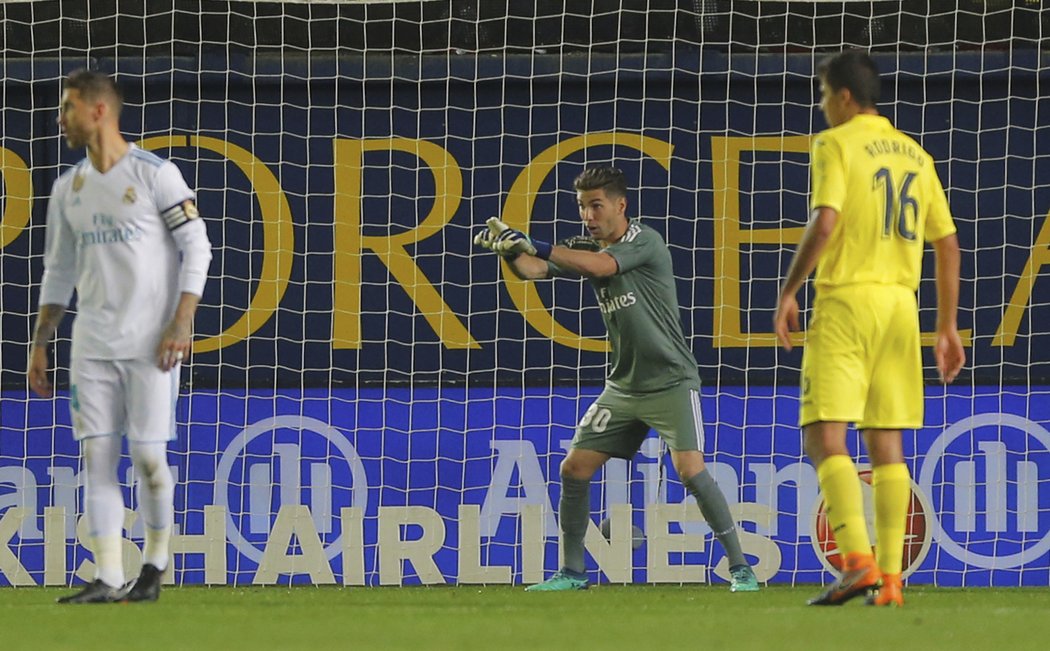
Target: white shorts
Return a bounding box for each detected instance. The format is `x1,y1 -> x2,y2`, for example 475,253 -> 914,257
68,358 -> 179,442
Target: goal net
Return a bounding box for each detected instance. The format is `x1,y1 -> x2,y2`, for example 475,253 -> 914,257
0,0 -> 1048,587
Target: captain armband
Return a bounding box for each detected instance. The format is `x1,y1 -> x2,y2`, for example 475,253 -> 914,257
161,199 -> 202,231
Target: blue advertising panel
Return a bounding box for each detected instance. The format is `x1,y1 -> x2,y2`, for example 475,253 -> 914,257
1,386 -> 1048,587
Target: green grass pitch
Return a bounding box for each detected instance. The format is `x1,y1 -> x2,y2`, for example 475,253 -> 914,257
3,585 -> 1049,650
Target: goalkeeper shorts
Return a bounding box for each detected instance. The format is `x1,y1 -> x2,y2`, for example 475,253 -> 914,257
571,382 -> 705,459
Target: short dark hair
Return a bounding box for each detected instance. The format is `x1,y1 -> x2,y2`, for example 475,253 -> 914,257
64,69 -> 124,113
816,50 -> 880,108
573,167 -> 628,200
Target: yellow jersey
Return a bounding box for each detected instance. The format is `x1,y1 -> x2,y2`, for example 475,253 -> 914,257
809,113 -> 957,292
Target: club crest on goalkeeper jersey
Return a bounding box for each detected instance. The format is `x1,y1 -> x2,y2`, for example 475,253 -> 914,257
38,144 -> 206,361
554,220 -> 701,394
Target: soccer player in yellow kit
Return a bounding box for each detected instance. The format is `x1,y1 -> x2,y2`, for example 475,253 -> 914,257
774,50 -> 966,607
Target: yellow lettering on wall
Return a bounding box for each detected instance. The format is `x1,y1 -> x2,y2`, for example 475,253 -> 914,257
711,135 -> 809,348
140,136 -> 294,354
711,135 -> 971,348
332,137 -> 477,349
0,147 -> 32,249
502,132 -> 673,352
993,208 -> 1050,346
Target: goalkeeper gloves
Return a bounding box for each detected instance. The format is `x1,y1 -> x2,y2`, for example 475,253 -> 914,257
474,217 -> 552,260
473,217 -> 522,260
473,218 -> 506,255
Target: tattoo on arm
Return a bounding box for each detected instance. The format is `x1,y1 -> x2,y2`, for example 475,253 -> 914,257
32,305 -> 66,348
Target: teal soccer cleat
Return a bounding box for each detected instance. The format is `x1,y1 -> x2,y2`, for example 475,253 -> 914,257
729,565 -> 760,592
524,569 -> 589,592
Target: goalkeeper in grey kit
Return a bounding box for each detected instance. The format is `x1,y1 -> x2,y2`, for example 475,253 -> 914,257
475,167 -> 760,592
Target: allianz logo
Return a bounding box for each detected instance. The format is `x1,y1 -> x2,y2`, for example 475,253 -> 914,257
213,416 -> 369,564
916,413 -> 1050,569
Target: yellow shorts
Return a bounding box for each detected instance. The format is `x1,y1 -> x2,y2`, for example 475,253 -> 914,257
799,284 -> 923,430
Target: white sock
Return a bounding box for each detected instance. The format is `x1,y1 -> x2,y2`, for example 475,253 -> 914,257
83,436 -> 126,587
93,535 -> 124,588
143,525 -> 172,571
130,441 -> 174,571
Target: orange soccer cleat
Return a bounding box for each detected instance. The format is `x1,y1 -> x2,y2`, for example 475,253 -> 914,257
808,552 -> 882,606
866,573 -> 904,607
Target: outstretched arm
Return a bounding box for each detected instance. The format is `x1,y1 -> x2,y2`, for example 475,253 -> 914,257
504,246 -> 616,280
932,233 -> 964,383
503,253 -> 550,280
774,206 -> 838,351
475,217 -> 618,280
547,247 -> 618,278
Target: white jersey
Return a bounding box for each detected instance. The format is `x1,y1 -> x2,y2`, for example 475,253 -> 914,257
39,144 -> 212,361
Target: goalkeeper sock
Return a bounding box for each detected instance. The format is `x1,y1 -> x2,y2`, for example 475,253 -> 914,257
872,463 -> 911,576
816,455 -> 872,558
558,476 -> 591,574
684,470 -> 747,568
93,535 -> 124,588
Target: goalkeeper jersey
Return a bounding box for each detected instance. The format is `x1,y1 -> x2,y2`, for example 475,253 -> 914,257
554,220 -> 701,394
38,144 -> 212,361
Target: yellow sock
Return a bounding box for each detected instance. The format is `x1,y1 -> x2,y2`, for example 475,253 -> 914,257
816,455 -> 872,558
872,462 -> 911,575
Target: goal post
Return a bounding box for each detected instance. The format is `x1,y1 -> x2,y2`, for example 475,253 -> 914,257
0,0 -> 1048,587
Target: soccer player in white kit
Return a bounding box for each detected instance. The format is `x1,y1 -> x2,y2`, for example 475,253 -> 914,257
27,69 -> 212,604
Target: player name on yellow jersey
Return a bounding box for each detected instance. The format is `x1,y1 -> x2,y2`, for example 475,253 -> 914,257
862,137 -> 927,167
